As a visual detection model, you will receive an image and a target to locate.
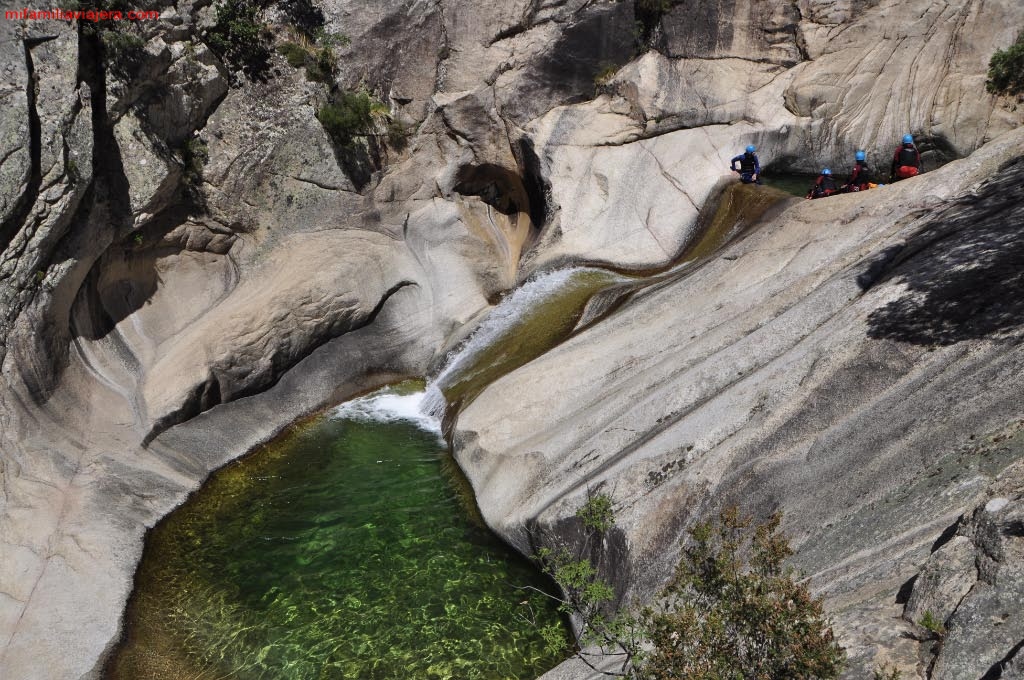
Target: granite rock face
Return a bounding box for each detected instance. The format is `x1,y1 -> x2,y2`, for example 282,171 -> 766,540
1,0 -> 1023,678
461,132 -> 1024,679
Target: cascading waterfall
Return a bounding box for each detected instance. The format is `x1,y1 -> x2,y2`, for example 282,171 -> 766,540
421,267 -> 628,419
419,181 -> 794,423
421,268 -> 584,417
333,388 -> 442,435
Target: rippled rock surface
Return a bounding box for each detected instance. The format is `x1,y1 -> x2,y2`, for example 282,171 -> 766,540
2,0 -> 1024,677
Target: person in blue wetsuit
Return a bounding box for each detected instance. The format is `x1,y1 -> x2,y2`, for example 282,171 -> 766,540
730,145 -> 762,184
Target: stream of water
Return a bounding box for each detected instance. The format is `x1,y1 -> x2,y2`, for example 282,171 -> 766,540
422,180 -> 794,420
422,267 -> 629,417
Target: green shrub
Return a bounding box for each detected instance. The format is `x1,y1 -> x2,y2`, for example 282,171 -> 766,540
986,33 -> 1024,96
277,40 -> 336,83
102,29 -> 145,80
305,46 -> 337,83
317,90 -> 378,147
577,492 -> 615,533
919,610 -> 946,637
277,41 -> 308,68
205,0 -> 271,79
529,503 -> 846,679
644,508 -> 845,680
594,63 -> 620,88
533,495 -> 646,677
314,28 -> 351,48
873,663 -> 902,680
181,137 -> 209,186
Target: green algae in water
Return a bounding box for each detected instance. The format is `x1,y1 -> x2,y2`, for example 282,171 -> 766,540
434,268 -> 627,413
109,386 -> 568,680
761,173 -> 821,197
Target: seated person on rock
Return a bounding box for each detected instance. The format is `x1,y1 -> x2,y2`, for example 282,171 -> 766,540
890,134 -> 922,182
806,168 -> 838,199
730,145 -> 762,184
842,150 -> 873,192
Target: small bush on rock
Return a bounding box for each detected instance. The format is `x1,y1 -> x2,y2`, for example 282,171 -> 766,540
316,90 -> 376,147
277,41 -> 308,68
874,663 -> 903,680
305,46 -> 337,84
205,0 -> 271,80
577,492 -> 615,533
918,610 -> 946,637
533,493 -> 646,677
181,137 -> 209,186
644,508 -> 845,680
529,502 -> 845,679
102,29 -> 146,80
987,32 -> 1024,96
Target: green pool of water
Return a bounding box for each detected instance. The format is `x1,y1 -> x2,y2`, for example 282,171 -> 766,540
760,172 -> 820,197
108,384 -> 568,680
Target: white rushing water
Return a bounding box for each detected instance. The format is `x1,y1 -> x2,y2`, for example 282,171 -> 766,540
331,388 -> 442,436
420,267 -> 589,417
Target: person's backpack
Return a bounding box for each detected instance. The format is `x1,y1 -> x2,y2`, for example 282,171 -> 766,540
898,145 -> 919,167
852,162 -> 872,186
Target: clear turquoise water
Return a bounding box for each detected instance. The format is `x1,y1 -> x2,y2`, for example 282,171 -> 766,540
108,386 -> 568,680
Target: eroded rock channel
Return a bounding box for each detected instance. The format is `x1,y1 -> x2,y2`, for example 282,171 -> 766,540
3,0 -> 1024,678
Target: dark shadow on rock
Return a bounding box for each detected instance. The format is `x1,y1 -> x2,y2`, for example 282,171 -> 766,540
895,574 -> 918,604
980,638 -> 1024,680
323,135 -> 381,193
500,2 -> 636,124
70,245 -> 162,342
856,244 -> 904,291
863,157 -> 1024,346
661,0 -> 738,58
528,508 -> 633,613
517,138 -> 551,231
453,163 -> 529,216
336,142 -> 377,192
930,517 -> 962,553
1002,520 -> 1024,538
918,132 -> 962,171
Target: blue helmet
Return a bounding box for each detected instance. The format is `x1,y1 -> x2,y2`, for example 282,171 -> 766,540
903,134 -> 914,144
745,145 -> 756,153
855,150 -> 866,161
822,168 -> 832,175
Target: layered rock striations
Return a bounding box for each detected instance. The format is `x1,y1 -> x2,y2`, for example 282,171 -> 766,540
461,131 -> 1024,678
0,0 -> 1022,678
